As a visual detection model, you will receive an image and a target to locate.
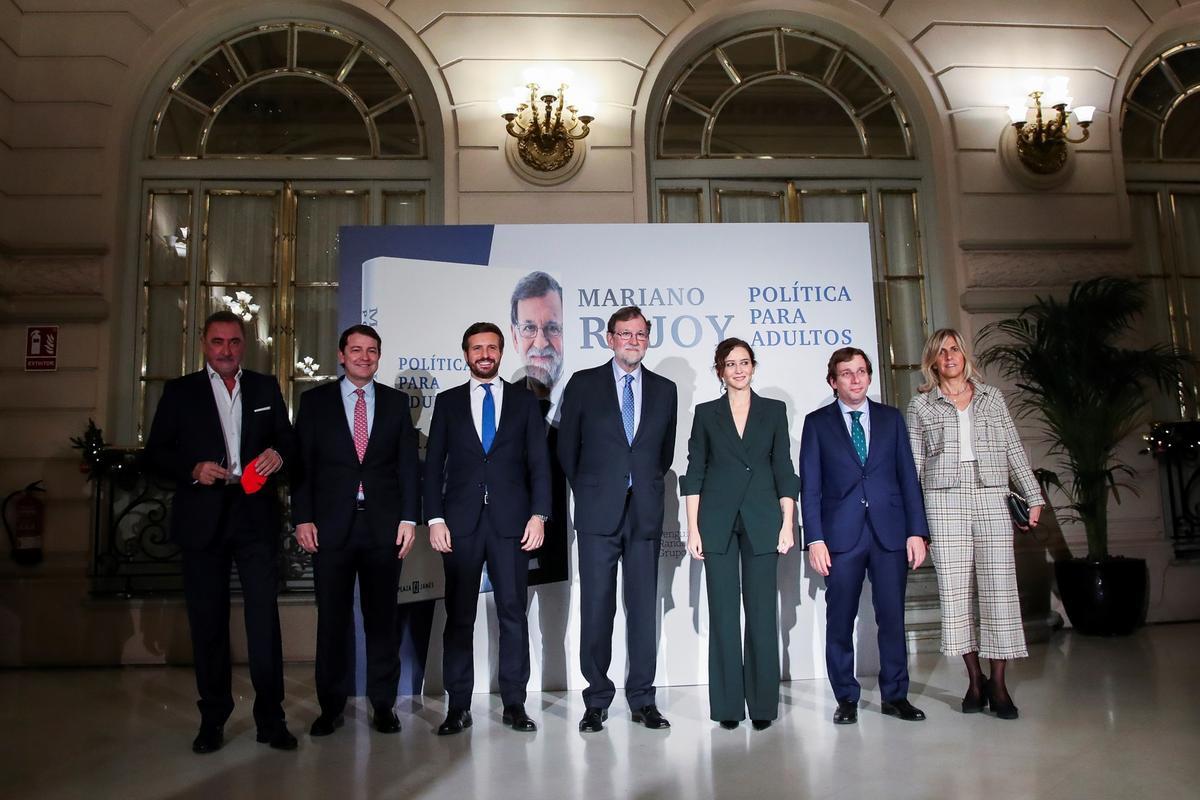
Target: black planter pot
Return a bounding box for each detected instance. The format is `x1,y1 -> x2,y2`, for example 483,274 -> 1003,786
1054,557 -> 1148,636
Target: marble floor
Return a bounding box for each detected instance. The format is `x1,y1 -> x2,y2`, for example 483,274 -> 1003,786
2,623 -> 1198,800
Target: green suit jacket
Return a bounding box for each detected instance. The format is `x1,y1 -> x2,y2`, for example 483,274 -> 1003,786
679,392 -> 800,555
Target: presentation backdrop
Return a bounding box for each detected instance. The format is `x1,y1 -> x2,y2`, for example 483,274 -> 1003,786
338,223 -> 884,693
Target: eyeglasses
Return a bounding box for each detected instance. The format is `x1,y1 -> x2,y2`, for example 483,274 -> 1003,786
516,322 -> 563,340
611,330 -> 649,342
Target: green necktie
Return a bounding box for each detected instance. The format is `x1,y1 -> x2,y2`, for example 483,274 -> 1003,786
850,410 -> 867,465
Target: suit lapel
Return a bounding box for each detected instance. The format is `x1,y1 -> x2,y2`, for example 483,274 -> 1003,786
196,370 -> 228,462
237,372 -> 255,467
714,393 -> 749,463
492,379 -> 516,448
604,362 -> 633,443
358,380 -> 384,463
828,400 -> 862,465
630,367 -> 656,447
864,399 -> 886,468
462,381 -> 486,454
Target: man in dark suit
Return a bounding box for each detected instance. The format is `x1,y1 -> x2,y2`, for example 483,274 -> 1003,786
798,347 -> 929,725
291,324 -> 420,738
145,310 -> 297,753
424,322 -> 552,735
557,306 -> 677,733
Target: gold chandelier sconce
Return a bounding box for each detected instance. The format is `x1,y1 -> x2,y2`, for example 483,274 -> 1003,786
501,82 -> 594,185
1000,78 -> 1094,189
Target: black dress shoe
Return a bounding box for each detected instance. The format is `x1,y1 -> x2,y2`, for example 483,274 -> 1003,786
986,683 -> 1019,720
833,701 -> 858,725
718,720 -> 740,730
881,698 -> 926,722
373,706 -> 401,734
579,707 -> 608,733
502,704 -> 537,732
961,681 -> 987,714
631,704 -> 670,730
191,724 -> 224,754
751,719 -> 772,731
437,708 -> 472,736
309,714 -> 343,737
257,723 -> 299,750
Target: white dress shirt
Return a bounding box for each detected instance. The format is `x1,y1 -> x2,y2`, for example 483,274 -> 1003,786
836,397 -> 870,455
206,363 -> 242,477
612,358 -> 643,435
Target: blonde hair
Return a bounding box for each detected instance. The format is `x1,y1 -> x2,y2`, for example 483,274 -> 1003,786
918,328 -> 977,393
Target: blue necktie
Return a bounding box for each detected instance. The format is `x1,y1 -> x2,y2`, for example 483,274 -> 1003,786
621,374 -> 635,445
481,383 -> 496,453
849,410 -> 867,465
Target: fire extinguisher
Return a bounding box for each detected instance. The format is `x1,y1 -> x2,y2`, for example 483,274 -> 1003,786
3,481 -> 45,565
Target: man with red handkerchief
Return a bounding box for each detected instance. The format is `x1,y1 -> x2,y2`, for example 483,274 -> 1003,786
145,310 -> 297,754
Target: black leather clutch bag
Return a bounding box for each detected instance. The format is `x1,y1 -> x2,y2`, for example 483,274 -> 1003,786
1006,491 -> 1031,527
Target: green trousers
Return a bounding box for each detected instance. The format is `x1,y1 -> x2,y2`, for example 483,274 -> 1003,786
703,524 -> 780,721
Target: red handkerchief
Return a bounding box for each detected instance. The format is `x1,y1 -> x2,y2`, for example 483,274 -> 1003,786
240,458 -> 268,494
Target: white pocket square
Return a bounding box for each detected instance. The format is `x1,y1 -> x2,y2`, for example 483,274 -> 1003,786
254,406 -> 270,413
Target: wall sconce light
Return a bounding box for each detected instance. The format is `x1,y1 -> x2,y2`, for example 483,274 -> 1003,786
999,76 -> 1095,191
1006,89 -> 1094,175
222,290 -> 260,321
500,82 -> 594,183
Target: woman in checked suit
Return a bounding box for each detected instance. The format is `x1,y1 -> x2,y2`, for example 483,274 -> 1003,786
681,338 -> 799,731
906,329 -> 1044,720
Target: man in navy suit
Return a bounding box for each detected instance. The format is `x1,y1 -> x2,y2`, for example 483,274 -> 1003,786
291,324 -> 421,738
424,322 -> 552,735
557,306 -> 677,733
798,347 -> 929,725
145,310 -> 297,753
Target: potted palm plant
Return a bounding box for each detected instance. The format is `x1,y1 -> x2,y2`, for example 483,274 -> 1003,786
977,277 -> 1191,635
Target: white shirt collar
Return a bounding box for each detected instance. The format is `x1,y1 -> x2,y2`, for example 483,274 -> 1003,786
836,397 -> 868,416
342,377 -> 375,399
206,363 -> 242,384
470,376 -> 501,392
611,358 -> 642,384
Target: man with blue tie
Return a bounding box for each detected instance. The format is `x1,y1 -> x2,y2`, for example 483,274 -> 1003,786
424,322 -> 552,735
798,347 -> 929,725
557,306 -> 677,733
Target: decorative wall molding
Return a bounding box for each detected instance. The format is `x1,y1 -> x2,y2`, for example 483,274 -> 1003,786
0,294 -> 109,322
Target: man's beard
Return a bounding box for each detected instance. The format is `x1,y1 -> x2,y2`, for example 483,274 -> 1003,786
522,345 -> 562,387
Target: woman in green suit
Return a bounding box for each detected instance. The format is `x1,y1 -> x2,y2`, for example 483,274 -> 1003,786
681,338 -> 799,730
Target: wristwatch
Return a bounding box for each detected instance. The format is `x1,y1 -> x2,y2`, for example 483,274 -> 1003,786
534,514 -> 549,522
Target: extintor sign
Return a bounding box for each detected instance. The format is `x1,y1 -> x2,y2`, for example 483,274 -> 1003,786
25,325 -> 58,372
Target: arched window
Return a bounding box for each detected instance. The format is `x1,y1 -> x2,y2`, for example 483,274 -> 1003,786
651,27 -> 931,408
152,24 -> 423,159
659,29 -> 911,159
123,22 -> 439,442
1124,42 -> 1200,419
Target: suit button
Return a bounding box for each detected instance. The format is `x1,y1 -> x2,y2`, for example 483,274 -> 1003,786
746,466 -> 751,472
861,498 -> 867,505
483,458 -> 489,463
